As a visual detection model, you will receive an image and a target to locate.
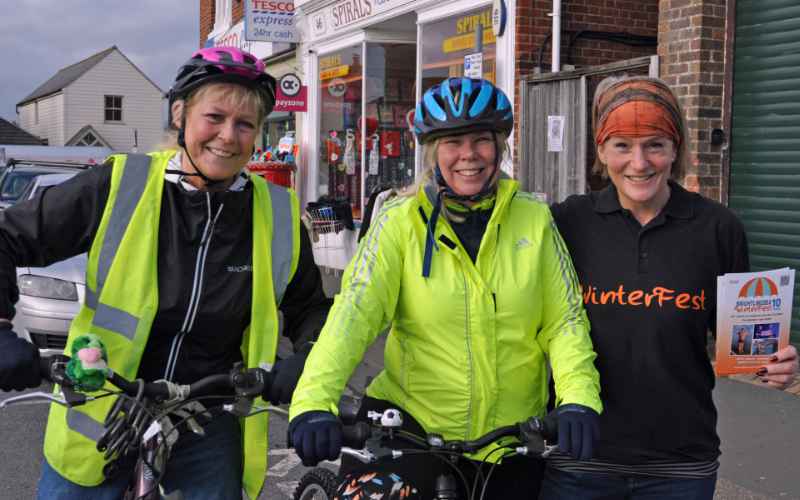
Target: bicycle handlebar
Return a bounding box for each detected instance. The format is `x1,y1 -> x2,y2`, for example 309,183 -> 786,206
36,355 -> 270,404
337,407 -> 559,464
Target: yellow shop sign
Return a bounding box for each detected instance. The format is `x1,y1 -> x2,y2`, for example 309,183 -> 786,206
442,30 -> 496,53
320,65 -> 350,80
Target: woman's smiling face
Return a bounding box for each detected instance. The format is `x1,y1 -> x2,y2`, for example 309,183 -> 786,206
175,83 -> 260,189
598,134 -> 676,214
435,130 -> 497,197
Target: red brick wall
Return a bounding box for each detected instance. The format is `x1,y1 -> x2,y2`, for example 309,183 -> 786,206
658,0 -> 728,201
516,0 -> 658,79
233,0 -> 244,24
200,0 -> 215,46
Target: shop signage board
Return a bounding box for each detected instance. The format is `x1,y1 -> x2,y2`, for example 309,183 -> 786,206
442,30 -> 496,53
245,0 -> 298,43
309,0 -> 416,39
491,0 -> 507,37
320,65 -> 350,80
205,20 -> 282,59
464,53 -> 483,78
275,85 -> 308,112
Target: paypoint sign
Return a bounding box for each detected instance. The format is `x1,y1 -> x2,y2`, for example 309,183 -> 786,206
245,0 -> 297,43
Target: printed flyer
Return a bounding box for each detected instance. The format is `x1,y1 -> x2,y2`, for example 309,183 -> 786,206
715,268 -> 795,375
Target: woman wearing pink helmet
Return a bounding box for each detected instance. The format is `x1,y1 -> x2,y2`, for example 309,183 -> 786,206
0,47 -> 332,499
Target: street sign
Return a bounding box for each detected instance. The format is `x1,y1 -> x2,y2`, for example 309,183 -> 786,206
279,73 -> 302,97
464,53 -> 483,79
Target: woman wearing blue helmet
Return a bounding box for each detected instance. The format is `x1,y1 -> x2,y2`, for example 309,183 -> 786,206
289,77 -> 602,498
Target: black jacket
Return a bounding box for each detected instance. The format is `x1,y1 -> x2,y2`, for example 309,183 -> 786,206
0,162 -> 331,384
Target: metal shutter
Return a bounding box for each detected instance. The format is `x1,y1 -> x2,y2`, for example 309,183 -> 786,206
729,0 -> 800,343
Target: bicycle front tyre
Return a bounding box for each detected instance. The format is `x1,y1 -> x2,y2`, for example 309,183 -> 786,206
293,468 -> 339,500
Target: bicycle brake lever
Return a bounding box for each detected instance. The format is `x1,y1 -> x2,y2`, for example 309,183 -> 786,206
542,444 -> 559,458
340,446 -> 376,463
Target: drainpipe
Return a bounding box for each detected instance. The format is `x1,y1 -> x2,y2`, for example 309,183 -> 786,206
551,0 -> 561,73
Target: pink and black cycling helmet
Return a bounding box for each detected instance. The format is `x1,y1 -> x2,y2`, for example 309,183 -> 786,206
168,46 -> 276,114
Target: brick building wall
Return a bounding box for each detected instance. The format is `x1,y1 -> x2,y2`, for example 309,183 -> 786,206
658,0 -> 728,201
200,0 -> 214,47
199,0 -> 246,45
232,0 -> 244,25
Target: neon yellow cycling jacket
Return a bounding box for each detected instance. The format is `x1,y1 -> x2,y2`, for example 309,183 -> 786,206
290,178 -> 601,459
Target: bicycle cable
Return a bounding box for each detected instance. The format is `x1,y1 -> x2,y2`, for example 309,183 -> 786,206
472,446 -> 516,500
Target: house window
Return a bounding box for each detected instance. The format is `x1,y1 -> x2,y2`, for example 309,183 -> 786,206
212,0 -> 232,36
105,95 -> 123,122
75,131 -> 102,147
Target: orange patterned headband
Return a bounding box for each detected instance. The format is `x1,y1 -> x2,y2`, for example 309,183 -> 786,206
594,80 -> 682,146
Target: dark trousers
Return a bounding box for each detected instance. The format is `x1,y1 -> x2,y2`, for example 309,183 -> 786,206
338,397 -> 544,499
539,466 -> 717,500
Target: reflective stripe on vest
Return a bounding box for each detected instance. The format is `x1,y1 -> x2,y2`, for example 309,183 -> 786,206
67,408 -> 104,442
267,182 -> 292,304
84,153 -> 151,344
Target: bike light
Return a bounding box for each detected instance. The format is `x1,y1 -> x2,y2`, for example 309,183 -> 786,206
18,274 -> 79,301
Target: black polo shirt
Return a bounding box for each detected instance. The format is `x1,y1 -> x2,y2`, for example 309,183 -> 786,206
551,180 -> 749,464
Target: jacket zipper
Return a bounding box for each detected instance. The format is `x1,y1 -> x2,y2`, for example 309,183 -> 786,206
163,193 -> 224,381
462,272 -> 474,440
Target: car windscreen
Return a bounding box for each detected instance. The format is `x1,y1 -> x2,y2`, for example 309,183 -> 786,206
0,171 -> 46,204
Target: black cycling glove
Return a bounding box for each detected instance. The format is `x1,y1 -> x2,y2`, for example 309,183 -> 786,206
289,410 -> 342,466
555,403 -> 600,461
264,343 -> 313,405
0,325 -> 41,392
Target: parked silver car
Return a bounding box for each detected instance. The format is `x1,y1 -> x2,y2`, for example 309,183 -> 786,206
11,170 -> 86,355
0,160 -> 88,210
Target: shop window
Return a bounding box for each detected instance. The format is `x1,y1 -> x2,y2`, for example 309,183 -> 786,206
317,43 -> 416,220
420,6 -> 496,94
104,95 -> 122,122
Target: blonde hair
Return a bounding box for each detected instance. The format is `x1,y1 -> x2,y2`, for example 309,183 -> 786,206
591,75 -> 689,180
160,82 -> 266,150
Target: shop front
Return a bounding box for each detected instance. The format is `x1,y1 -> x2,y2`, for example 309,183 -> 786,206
295,0 -> 516,225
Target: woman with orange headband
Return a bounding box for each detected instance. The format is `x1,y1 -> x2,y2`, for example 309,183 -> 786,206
541,75 -> 799,499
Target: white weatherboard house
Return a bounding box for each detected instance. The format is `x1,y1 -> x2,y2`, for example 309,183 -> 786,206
16,46 -> 164,153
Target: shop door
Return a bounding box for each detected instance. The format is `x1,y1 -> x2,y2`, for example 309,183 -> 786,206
728,0 -> 800,342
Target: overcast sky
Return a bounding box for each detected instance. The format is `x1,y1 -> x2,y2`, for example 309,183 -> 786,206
0,1 -> 200,122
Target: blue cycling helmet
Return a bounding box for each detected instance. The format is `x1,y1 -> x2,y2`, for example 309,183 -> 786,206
413,77 -> 513,144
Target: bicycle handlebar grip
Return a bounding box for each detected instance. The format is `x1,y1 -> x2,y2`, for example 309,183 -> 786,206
341,422 -> 371,448
39,354 -> 71,386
